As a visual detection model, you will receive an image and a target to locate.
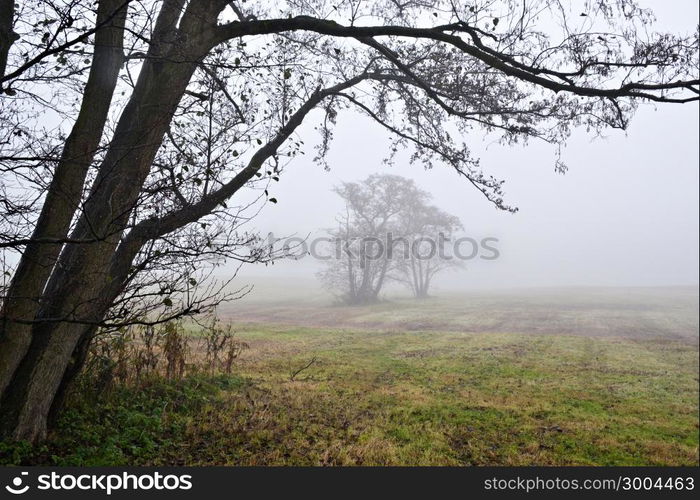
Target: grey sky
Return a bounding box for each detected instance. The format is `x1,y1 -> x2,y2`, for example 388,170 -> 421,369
230,1 -> 699,290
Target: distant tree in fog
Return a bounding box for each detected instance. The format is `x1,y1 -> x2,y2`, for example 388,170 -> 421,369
393,202 -> 463,299
319,175 -> 422,304
319,174 -> 463,302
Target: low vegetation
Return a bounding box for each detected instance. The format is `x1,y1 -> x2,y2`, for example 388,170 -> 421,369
2,290 -> 697,466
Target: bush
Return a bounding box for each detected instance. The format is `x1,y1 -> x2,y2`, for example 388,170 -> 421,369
0,315 -> 248,466
86,317 -> 248,391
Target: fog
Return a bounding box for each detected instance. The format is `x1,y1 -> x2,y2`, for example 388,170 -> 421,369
226,2 -> 699,294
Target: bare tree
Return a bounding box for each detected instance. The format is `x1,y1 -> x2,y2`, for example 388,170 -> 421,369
320,174 -> 462,301
0,0 -> 697,442
393,200 -> 463,299
319,174 -> 423,304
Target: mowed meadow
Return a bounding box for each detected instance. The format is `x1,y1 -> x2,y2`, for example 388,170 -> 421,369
2,286 -> 697,466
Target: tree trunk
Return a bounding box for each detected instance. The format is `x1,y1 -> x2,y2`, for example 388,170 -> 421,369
0,0 -> 219,442
371,258 -> 389,300
0,321 -> 91,441
0,0 -> 17,80
0,0 -> 127,401
48,330 -> 95,427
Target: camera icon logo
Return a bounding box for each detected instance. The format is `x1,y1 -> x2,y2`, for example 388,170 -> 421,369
5,472 -> 29,495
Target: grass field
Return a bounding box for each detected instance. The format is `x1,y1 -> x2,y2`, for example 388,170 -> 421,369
2,287 -> 698,466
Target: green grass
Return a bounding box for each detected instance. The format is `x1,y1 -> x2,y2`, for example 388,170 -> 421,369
2,288 -> 697,466
3,326 -> 697,466
0,375 -> 247,466
229,325 -> 697,465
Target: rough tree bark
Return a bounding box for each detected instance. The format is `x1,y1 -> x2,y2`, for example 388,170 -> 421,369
0,0 -> 127,399
0,0 -> 17,80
